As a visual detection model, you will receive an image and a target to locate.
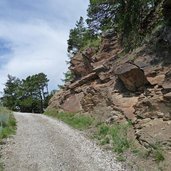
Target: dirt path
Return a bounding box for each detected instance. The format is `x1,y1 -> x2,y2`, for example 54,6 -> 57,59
1,112 -> 125,171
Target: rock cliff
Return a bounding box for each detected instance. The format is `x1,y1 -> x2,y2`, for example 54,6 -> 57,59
48,1 -> 171,170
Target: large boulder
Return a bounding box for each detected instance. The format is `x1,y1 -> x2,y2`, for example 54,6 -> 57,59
115,63 -> 149,91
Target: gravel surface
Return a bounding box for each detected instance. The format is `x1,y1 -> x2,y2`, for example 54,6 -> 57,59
2,112 -> 125,171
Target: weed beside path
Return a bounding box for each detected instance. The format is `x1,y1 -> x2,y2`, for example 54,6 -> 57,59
45,108 -> 94,130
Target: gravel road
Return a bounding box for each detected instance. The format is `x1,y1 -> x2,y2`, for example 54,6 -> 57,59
2,112 -> 125,171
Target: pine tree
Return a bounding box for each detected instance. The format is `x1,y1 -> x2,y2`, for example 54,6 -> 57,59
2,73 -> 50,113
67,17 -> 86,54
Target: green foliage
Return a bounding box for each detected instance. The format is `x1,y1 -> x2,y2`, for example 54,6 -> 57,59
99,124 -> 109,135
95,122 -> 132,154
0,127 -> 14,139
2,73 -> 50,113
116,155 -> 126,162
150,143 -> 165,164
80,37 -> 101,50
0,107 -> 16,171
110,124 -> 131,153
86,0 -> 163,50
44,109 -> 94,130
68,0 -> 164,55
0,107 -> 16,140
61,70 -> 75,83
2,75 -> 21,111
67,17 -> 87,54
67,16 -> 100,56
0,162 -> 3,171
153,149 -> 165,164
0,107 -> 11,127
87,1 -> 115,34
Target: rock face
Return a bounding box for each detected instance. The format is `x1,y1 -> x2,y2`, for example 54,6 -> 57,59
61,93 -> 84,113
69,50 -> 94,79
48,25 -> 171,169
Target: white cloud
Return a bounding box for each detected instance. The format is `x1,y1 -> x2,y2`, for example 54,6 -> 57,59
0,0 -> 89,93
0,20 -> 68,91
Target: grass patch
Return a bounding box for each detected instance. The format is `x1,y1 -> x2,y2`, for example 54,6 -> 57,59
0,162 -> 3,171
150,143 -> 165,164
94,122 -> 132,154
0,107 -> 16,140
44,108 -> 94,130
0,107 -> 16,171
116,155 -> 126,162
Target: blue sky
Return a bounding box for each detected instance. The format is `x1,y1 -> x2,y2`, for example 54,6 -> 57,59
0,0 -> 89,93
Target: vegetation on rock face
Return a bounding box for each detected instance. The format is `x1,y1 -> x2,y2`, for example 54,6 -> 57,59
95,122 -> 132,154
1,73 -> 51,113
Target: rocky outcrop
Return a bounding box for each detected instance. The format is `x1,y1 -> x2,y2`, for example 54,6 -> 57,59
48,20 -> 171,169
69,49 -> 95,79
69,72 -> 98,89
61,93 -> 84,113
